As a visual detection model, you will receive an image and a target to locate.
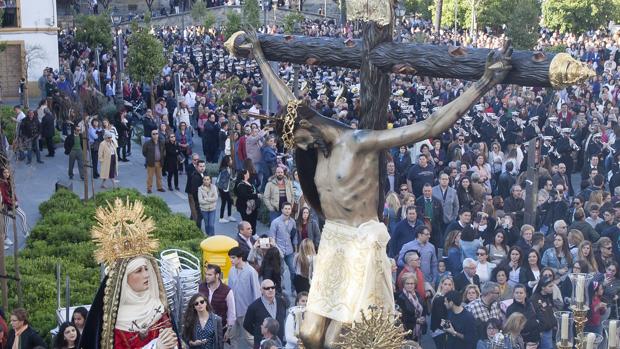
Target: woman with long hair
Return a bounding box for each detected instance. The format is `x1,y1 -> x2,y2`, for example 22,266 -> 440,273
296,207 -> 321,249
457,177 -> 478,213
182,293 -> 223,349
284,292 -> 308,349
216,156 -> 235,223
243,158 -> 261,189
530,277 -> 559,349
164,133 -> 182,191
430,276 -> 454,349
397,193 -> 416,220
444,230 -> 464,275
234,169 -> 260,232
472,154 -> 492,192
71,307 -> 88,335
487,230 -> 508,264
498,246 -> 523,287
260,247 -> 283,293
576,240 -> 598,272
176,121 -> 193,174
475,246 -> 496,283
519,249 -> 542,295
53,322 -> 80,349
198,176 -> 219,236
568,229 -> 585,258
396,272 -> 426,342
541,233 -> 572,278
475,318 -> 503,349
383,191 -> 401,236
502,312 -> 526,349
293,238 -> 316,293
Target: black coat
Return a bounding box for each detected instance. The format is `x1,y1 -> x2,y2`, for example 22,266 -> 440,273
164,141 -> 181,172
454,271 -> 480,293
505,299 -> 541,343
234,181 -> 259,214
395,291 -> 426,339
6,327 -> 45,349
41,113 -> 55,138
20,116 -> 40,139
184,164 -> 198,194
243,297 -> 287,349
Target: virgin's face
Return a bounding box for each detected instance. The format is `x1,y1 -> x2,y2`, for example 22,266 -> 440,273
127,264 -> 150,292
64,326 -> 78,342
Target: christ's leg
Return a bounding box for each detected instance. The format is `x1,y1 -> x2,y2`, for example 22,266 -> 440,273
300,311 -> 328,349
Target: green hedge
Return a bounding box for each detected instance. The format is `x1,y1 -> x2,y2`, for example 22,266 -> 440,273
0,105 -> 62,145
7,188 -> 203,344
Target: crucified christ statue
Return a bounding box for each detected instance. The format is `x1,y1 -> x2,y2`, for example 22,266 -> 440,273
243,31 -> 513,348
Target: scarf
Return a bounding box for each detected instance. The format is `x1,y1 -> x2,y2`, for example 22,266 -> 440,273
115,257 -> 165,332
405,290 -> 424,338
12,325 -> 28,349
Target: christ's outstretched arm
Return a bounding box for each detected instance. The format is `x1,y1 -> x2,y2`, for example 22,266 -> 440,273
356,41 -> 513,152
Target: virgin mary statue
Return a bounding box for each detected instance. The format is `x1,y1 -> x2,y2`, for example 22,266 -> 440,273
79,199 -> 180,349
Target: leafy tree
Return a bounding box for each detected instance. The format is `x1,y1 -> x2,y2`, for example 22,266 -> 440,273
242,0 -> 261,29
404,0 -> 432,17
224,11 -> 243,39
542,0 -> 616,33
191,0 -> 209,22
75,14 -> 113,50
504,0 -> 540,49
205,12 -> 217,29
214,76 -> 248,112
283,11 -> 306,34
428,0 -> 468,30
126,22 -> 165,103
545,44 -> 568,53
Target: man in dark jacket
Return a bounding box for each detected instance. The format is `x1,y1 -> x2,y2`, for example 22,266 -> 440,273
63,123 -> 84,180
142,129 -> 166,193
243,279 -> 287,349
185,153 -> 200,223
390,206 -> 425,258
189,160 -> 206,228
41,110 -> 56,157
20,110 -> 43,164
416,183 -> 444,247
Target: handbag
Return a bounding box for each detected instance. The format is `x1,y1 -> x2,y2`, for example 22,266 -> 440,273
246,199 -> 256,215
177,153 -> 185,164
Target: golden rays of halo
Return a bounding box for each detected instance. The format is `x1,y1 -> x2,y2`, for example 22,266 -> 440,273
333,305 -> 411,349
92,198 -> 158,265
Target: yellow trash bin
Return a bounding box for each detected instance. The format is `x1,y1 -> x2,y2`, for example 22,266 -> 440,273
200,235 -> 239,284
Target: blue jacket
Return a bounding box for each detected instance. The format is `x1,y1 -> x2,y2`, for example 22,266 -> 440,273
389,218 -> 424,258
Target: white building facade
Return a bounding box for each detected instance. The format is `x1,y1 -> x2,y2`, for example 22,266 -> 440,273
0,0 -> 59,100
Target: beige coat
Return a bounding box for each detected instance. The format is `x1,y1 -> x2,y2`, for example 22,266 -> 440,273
98,140 -> 117,179
263,176 -> 294,212
198,183 -> 218,211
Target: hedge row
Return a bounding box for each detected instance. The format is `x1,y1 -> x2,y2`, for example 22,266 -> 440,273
8,188 -> 203,344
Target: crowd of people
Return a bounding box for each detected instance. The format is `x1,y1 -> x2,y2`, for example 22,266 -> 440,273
5,5 -> 620,348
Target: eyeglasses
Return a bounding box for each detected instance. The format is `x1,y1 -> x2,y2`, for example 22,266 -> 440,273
400,188 -> 408,191
262,286 -> 276,290
194,299 -> 206,306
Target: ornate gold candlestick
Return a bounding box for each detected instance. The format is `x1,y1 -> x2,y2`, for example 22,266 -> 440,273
571,304 -> 589,338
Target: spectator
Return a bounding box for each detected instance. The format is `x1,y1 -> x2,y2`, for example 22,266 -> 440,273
267,202 -> 296,287
465,281 -> 502,341
519,249 -> 542,295
227,247 -> 261,349
142,129 -> 166,193
416,183 -> 444,247
295,207 -> 321,250
396,272 -> 427,342
258,318 -> 282,349
432,172 -> 460,235
236,221 -> 257,256
390,206 -> 425,258
63,124 -> 84,181
263,167 -> 294,222
198,264 -> 236,335
530,277 -> 558,349
53,322 -> 80,349
284,292 -> 308,349
293,238 -> 315,293
259,247 -> 283,293
505,284 -> 540,345
442,290 -> 477,349
235,169 -> 261,233
430,276 -> 455,349
182,293 -> 224,349
198,175 -> 219,236
216,155 -> 235,223
474,246 -> 496,283
463,285 -> 481,305
116,110 -> 131,162
41,110 -> 55,157
490,267 -> 513,301
6,308 -> 45,349
98,131 -> 118,189
163,133 -> 182,191
397,225 -> 438,283
243,279 -> 287,349
541,233 -> 572,278
502,312 -> 526,349
20,110 -> 43,165
475,318 -> 502,349
71,307 -> 87,335
454,258 -> 481,293
443,230 -> 464,276
185,154 -> 201,224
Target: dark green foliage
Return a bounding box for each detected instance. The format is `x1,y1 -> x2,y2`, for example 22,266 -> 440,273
242,0 -> 261,29
75,14 -> 113,50
126,22 -> 166,84
224,11 -> 243,39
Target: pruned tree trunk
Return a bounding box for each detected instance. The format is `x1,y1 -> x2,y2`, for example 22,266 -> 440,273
434,0 -> 443,33
523,137 -> 539,226
229,34 -> 557,87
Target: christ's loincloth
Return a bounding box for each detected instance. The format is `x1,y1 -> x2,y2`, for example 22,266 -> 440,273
306,220 -> 395,323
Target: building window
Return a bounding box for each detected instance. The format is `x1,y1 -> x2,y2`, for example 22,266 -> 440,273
0,0 -> 19,28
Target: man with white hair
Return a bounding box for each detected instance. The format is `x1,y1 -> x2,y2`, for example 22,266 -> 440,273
454,258 -> 480,293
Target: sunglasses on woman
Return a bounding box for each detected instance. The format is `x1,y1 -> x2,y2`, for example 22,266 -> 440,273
194,299 -> 206,306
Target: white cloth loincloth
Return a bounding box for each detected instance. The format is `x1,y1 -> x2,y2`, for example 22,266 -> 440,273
306,220 -> 394,323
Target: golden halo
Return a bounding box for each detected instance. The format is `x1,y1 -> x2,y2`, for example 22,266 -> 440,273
91,198 -> 158,265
